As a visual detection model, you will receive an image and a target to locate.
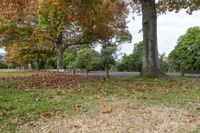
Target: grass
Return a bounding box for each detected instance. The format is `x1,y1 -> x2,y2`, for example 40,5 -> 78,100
0,69 -> 30,78
0,70 -> 200,132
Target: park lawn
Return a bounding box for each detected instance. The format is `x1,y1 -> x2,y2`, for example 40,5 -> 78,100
0,70 -> 200,132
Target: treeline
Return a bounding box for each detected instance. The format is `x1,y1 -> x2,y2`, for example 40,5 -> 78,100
1,26 -> 200,76
45,45 -> 117,77
1,1 -> 200,77
118,27 -> 200,75
5,26 -> 200,77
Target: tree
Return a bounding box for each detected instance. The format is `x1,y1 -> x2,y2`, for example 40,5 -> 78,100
37,0 -> 129,71
131,0 -> 200,77
37,0 -> 73,70
64,44 -> 91,74
169,27 -> 200,76
3,41 -> 54,70
117,41 -> 143,72
0,11 -> 55,70
75,48 -> 100,76
131,0 -> 161,77
100,46 -> 117,78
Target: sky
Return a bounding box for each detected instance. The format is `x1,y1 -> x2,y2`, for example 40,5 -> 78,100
1,10 -> 200,55
120,10 -> 200,55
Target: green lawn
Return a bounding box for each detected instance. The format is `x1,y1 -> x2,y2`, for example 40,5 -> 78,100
0,70 -> 200,132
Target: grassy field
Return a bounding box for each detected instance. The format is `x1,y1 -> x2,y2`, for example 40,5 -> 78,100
0,70 -> 200,132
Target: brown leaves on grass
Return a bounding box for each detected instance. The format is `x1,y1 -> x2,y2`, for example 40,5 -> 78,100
1,71 -> 102,89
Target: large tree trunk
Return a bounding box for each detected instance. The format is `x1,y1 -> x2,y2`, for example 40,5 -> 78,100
56,32 -> 64,71
140,0 -> 162,77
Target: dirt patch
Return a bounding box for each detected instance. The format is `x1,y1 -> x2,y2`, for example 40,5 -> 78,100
18,100 -> 200,133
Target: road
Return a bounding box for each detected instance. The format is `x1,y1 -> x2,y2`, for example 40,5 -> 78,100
59,71 -> 200,78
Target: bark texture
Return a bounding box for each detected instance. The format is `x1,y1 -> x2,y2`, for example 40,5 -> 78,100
140,0 -> 162,77
56,32 -> 64,71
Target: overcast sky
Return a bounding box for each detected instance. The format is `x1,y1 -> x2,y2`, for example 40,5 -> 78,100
120,10 -> 200,55
1,10 -> 200,55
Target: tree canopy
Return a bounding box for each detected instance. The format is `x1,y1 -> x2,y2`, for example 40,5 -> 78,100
169,27 -> 200,75
117,41 -> 143,72
0,0 -> 130,70
1,0 -> 200,76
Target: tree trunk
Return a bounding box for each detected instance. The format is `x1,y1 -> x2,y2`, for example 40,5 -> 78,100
56,32 -> 64,71
57,44 -> 64,71
37,61 -> 40,72
73,69 -> 76,75
106,64 -> 110,78
30,61 -> 34,70
140,0 -> 162,77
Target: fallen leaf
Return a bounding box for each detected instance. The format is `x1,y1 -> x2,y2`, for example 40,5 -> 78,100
102,108 -> 112,114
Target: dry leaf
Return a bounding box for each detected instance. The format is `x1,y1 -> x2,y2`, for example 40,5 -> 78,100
102,108 -> 112,114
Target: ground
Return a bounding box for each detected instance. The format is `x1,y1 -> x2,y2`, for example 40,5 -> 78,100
0,70 -> 200,133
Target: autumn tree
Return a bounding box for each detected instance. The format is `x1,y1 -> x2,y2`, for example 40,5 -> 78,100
37,0 -> 76,70
0,4 -> 55,70
36,0 -> 129,71
0,0 -> 38,22
90,0 -> 131,77
1,0 -> 130,72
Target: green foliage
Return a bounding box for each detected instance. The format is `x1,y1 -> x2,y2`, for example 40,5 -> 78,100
117,41 -> 143,71
64,52 -> 76,69
116,30 -> 132,44
44,57 -> 57,69
38,1 -> 67,39
100,46 -> 116,70
169,27 -> 200,74
5,41 -> 54,70
75,48 -> 101,73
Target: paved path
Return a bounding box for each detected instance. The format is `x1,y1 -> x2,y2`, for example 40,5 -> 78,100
60,71 -> 200,78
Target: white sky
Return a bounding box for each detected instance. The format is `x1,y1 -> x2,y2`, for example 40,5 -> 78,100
0,49 -> 4,53
1,10 -> 200,55
120,10 -> 200,55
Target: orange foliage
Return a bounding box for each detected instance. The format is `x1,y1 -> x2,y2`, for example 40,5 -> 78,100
0,0 -> 38,20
